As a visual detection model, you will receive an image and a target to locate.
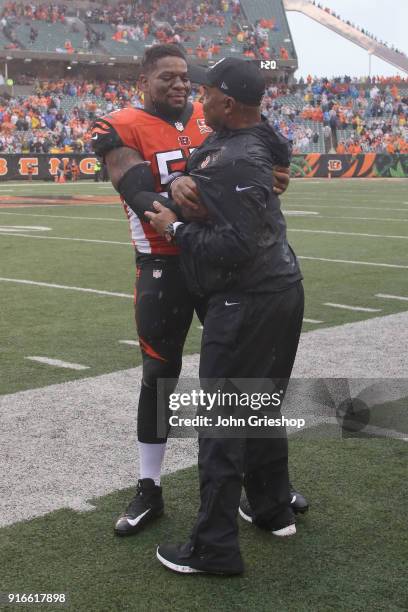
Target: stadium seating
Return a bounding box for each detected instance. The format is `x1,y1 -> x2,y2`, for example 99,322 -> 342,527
88,23 -> 144,56
240,0 -> 296,59
14,21 -> 84,52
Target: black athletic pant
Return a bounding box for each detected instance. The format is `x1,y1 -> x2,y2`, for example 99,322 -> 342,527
135,254 -> 206,443
189,281 -> 304,570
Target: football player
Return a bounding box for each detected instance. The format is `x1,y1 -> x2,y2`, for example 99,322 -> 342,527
91,44 -> 307,537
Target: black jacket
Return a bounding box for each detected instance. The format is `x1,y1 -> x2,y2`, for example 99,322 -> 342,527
174,121 -> 302,295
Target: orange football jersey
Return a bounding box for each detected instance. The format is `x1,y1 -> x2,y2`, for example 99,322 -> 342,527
92,102 -> 212,255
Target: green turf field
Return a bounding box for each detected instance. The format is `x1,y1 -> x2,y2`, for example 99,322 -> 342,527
0,179 -> 407,611
0,437 -> 406,612
1,179 -> 407,395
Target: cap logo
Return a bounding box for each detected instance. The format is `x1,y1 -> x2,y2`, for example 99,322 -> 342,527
220,82 -> 228,90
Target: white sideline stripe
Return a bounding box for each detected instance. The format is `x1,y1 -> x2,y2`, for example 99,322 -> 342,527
26,356 -> 89,370
119,340 -> 140,346
0,277 -> 133,298
0,211 -> 125,222
303,318 -> 323,324
0,232 -> 129,245
376,293 -> 408,302
324,303 -> 382,313
298,256 -> 408,270
2,311 -> 408,527
290,228 -> 408,240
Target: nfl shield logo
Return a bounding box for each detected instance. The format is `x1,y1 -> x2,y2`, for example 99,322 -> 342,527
175,122 -> 184,132
153,269 -> 162,279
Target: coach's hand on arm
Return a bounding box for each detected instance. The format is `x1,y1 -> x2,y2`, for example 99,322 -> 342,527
170,176 -> 201,209
272,166 -> 290,194
145,202 -> 178,235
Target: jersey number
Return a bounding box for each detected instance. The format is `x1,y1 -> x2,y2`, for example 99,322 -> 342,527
155,149 -> 195,188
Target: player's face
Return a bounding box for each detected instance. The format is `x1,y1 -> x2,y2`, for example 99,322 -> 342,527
202,85 -> 231,131
142,57 -> 191,118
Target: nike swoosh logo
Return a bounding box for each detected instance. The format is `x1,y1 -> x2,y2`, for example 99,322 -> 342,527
236,185 -> 254,192
126,509 -> 150,526
225,301 -> 240,307
92,134 -> 98,140
291,495 -> 297,505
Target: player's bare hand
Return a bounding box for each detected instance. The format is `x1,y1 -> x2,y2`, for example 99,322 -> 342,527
145,202 -> 177,235
273,166 -> 290,194
171,176 -> 202,210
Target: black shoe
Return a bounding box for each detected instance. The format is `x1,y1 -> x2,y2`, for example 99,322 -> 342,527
238,496 -> 296,537
156,543 -> 243,576
114,478 -> 164,536
290,485 -> 309,515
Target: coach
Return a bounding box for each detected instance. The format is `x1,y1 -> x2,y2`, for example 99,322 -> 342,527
146,58 -> 304,575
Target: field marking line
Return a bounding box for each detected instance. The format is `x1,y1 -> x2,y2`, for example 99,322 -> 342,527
0,277 -> 133,299
363,425 -> 408,441
298,256 -> 408,270
290,228 -> 408,240
376,293 -> 408,302
284,204 -> 408,212
303,318 -> 323,324
0,211 -> 125,223
283,210 -> 320,216
324,303 -> 382,313
0,232 -> 130,245
119,340 -> 140,346
0,182 -> 94,187
25,356 -> 90,371
0,225 -> 51,232
0,204 -> 119,210
318,216 -> 408,223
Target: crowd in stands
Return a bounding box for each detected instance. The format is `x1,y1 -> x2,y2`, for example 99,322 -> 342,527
0,74 -> 406,155
1,2 -> 67,22
0,1 -> 292,61
258,75 -> 408,154
309,1 -> 406,58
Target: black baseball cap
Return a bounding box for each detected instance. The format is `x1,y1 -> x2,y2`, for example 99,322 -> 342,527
188,58 -> 265,106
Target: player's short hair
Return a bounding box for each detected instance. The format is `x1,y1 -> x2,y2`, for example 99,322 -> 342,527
141,44 -> 187,73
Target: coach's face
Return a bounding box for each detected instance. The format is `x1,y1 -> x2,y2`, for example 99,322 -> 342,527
202,85 -> 234,131
140,56 -> 191,118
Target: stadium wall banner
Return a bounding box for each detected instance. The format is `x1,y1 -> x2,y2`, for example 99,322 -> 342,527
0,154 -> 98,181
0,154 -> 407,181
290,154 -> 408,178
